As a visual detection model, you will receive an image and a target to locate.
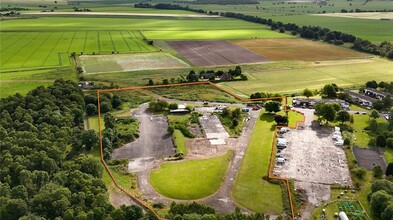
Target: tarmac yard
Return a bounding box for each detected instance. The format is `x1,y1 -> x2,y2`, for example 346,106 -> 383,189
274,127 -> 351,185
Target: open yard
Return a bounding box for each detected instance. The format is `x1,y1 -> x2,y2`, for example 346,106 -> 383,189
167,40 -> 270,66
80,53 -> 189,74
149,151 -> 232,200
232,111 -> 283,214
231,38 -> 367,61
219,58 -> 393,95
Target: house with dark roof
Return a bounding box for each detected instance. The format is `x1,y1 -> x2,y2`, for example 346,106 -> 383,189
344,90 -> 375,107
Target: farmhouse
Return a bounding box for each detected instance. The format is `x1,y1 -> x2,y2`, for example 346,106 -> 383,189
344,90 -> 375,107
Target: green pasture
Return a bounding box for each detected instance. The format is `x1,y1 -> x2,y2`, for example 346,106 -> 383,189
188,0 -> 393,42
232,111 -> 283,214
0,67 -> 77,98
150,151 -> 232,200
276,15 -> 393,42
219,58 -> 393,95
0,16 -> 275,31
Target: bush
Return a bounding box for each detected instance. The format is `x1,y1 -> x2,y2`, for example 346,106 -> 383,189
352,167 -> 367,179
175,124 -> 195,138
377,135 -> 387,147
387,138 -> 393,149
373,166 -> 383,178
368,137 -> 376,147
344,138 -> 351,146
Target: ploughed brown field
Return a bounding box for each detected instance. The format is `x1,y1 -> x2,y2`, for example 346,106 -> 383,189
167,40 -> 270,66
231,38 -> 367,61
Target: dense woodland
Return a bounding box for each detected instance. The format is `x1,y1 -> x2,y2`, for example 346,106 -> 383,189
0,80 -> 153,219
135,3 -> 393,59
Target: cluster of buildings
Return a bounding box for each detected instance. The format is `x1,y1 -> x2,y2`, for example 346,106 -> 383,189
344,88 -> 393,108
292,98 -> 350,110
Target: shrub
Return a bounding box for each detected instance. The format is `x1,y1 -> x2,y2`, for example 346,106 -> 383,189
175,124 -> 195,138
368,137 -> 376,147
386,138 -> 393,149
377,135 -> 387,147
344,138 -> 351,146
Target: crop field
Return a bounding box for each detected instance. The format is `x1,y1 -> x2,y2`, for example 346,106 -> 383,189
79,52 -> 189,74
167,40 -> 269,66
150,151 -> 232,200
232,111 -> 283,213
0,17 -> 282,32
219,58 -> 393,95
231,38 -> 367,61
0,31 -> 156,70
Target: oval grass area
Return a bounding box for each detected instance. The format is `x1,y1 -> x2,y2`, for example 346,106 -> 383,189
150,151 -> 233,200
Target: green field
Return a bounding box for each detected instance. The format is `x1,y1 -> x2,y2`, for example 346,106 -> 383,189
143,29 -> 291,40
0,67 -> 77,97
232,111 -> 283,214
0,31 -> 156,70
150,151 -> 232,200
0,17 -> 281,31
219,58 -> 393,95
189,0 -> 393,42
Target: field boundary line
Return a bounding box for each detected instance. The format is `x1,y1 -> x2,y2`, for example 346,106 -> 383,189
66,32 -> 77,53
97,31 -> 102,52
83,31 -> 88,52
120,31 -> 132,51
41,32 -> 65,67
97,81 -> 296,219
108,31 -> 117,52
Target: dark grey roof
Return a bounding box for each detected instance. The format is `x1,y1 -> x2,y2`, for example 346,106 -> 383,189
344,90 -> 376,102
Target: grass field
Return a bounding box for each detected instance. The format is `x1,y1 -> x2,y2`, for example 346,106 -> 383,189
80,52 -> 189,74
150,151 -> 232,200
0,67 -> 77,98
188,0 -> 393,42
232,111 -> 283,214
219,58 -> 393,95
0,17 -> 282,32
231,38 -> 367,61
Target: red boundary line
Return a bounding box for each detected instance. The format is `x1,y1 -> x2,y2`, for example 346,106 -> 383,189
97,82 -> 302,219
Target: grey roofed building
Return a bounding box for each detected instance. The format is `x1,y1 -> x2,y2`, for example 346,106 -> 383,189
344,90 -> 375,107
364,88 -> 393,100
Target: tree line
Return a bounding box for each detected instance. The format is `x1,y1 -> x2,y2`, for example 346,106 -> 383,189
137,3 -> 393,59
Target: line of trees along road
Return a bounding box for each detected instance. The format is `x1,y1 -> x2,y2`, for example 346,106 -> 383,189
135,3 -> 393,59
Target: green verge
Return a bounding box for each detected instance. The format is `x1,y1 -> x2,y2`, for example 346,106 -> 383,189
173,129 -> 187,155
232,111 -> 283,214
150,151 -> 233,200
